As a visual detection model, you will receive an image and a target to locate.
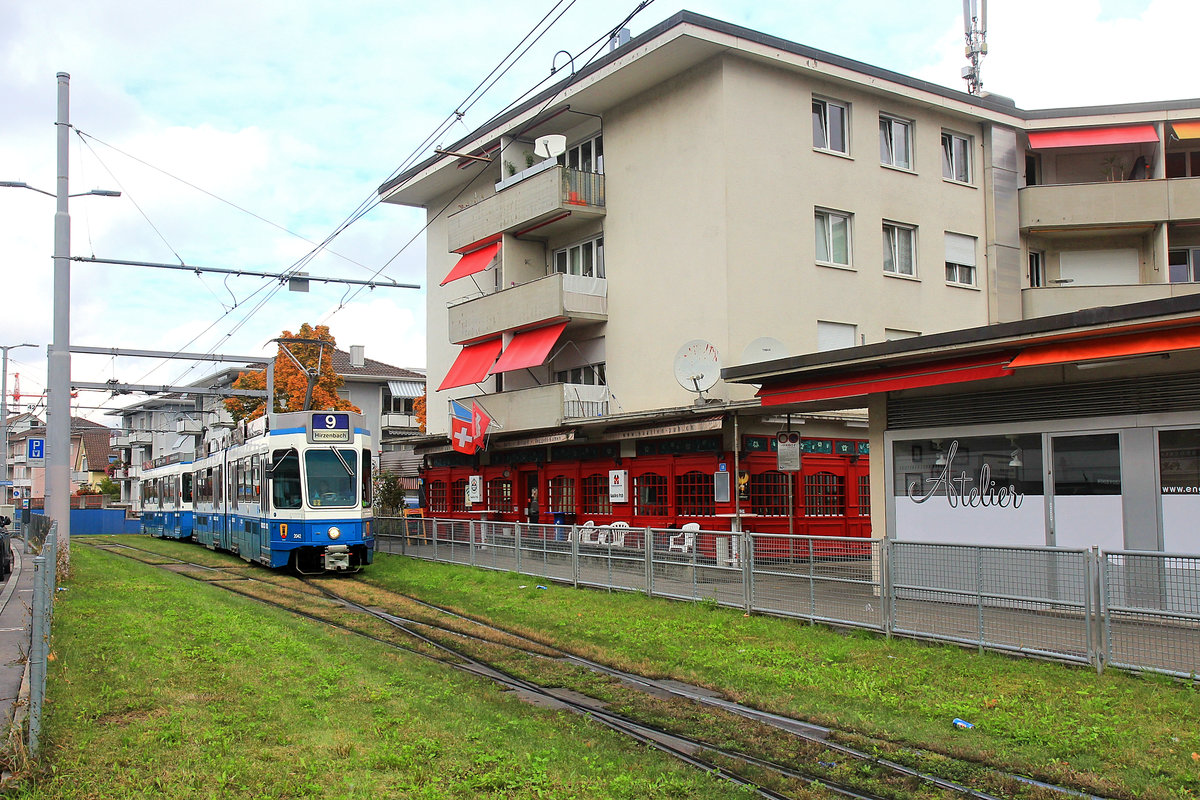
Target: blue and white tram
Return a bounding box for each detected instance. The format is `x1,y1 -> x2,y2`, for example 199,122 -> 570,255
138,458 -> 194,540
182,410 -> 374,573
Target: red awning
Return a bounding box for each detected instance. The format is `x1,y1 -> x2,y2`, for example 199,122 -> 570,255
440,242 -> 500,286
1027,125 -> 1159,149
437,339 -> 503,391
756,354 -> 1014,406
490,321 -> 568,374
1008,328 -> 1200,369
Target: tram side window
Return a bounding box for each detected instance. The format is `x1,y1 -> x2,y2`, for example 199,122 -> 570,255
362,449 -> 372,508
182,472 -> 193,504
251,455 -> 261,514
214,465 -> 223,506
271,448 -> 302,509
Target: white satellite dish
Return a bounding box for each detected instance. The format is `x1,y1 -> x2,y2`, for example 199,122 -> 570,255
673,339 -> 721,398
740,337 -> 788,365
534,134 -> 567,159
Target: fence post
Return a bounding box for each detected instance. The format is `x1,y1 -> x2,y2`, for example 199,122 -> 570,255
976,545 -> 985,655
880,537 -> 892,637
571,524 -> 580,588
469,520 -> 476,566
432,519 -> 439,561
1090,546 -> 1104,674
28,555 -> 46,757
644,527 -> 653,597
742,533 -> 752,614
515,522 -> 522,575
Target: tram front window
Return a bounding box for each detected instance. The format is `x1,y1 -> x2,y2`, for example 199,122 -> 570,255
271,448 -> 302,510
306,448 -> 357,507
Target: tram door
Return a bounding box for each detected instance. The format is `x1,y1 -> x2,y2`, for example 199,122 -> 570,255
1049,433 -> 1124,550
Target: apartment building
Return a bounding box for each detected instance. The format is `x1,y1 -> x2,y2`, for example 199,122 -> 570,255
379,11 -> 1200,536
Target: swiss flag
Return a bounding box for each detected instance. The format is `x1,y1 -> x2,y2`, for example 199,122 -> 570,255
471,401 -> 491,443
450,416 -> 476,454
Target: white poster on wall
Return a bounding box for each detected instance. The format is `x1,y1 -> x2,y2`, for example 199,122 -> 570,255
609,470 -> 628,503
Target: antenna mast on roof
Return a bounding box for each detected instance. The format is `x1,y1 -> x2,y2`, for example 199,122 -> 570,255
961,0 -> 987,95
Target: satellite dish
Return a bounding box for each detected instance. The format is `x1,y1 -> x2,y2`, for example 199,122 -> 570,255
740,337 -> 788,365
673,340 -> 721,396
534,134 -> 567,159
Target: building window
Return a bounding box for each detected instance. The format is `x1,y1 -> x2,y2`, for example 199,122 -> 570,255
883,222 -> 916,277
879,115 -> 912,169
581,474 -> 612,516
382,387 -> 415,414
1029,251 -> 1045,287
564,134 -> 603,174
450,479 -> 469,512
553,236 -> 604,278
944,232 -> 977,286
812,97 -> 849,154
817,320 -> 857,352
1166,150 -> 1200,179
633,473 -> 668,516
556,363 -> 606,385
428,481 -> 448,513
675,470 -> 715,516
1169,247 -> 1200,283
857,474 -> 870,516
815,209 -> 852,267
749,471 -> 789,516
548,475 -> 576,514
487,479 -> 512,512
804,472 -> 846,517
941,131 -> 971,183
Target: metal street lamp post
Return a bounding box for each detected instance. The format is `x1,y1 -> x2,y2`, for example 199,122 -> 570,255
0,343 -> 38,506
1,73 -> 120,571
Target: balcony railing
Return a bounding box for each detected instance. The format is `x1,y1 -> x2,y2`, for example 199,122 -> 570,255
448,271 -> 607,344
447,166 -> 605,252
381,413 -> 419,430
462,384 -> 612,434
1020,178 -> 1192,229
1023,282 -> 1200,318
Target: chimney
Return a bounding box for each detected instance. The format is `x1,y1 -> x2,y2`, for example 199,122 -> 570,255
350,345 -> 365,368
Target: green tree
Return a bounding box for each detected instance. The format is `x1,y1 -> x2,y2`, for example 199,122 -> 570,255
374,472 -> 408,515
225,323 -> 361,422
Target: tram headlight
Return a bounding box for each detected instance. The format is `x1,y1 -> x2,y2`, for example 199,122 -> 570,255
328,526 -> 341,540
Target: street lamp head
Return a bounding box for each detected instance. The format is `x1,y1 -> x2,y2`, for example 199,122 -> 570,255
0,181 -> 31,189
84,189 -> 121,197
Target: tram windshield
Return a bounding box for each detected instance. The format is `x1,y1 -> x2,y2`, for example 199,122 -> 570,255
306,448 -> 358,508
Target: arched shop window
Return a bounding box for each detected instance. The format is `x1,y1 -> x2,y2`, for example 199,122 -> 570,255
634,473 -> 668,516
450,479 -> 469,513
487,479 -> 512,513
750,471 -> 790,515
804,472 -> 845,516
428,481 -> 448,513
548,476 -> 576,514
581,474 -> 612,515
676,470 -> 715,516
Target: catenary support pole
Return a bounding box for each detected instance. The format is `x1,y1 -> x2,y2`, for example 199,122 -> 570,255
47,72 -> 72,571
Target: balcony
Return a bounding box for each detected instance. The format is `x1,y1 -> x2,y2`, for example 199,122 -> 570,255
1023,282 -> 1200,318
447,166 -> 605,251
449,272 -> 607,343
464,384 -> 611,434
381,413 -> 419,431
110,432 -> 130,448
1019,178 -> 1200,230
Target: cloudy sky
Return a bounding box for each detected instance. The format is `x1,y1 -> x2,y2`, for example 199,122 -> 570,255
1,0 -> 1195,424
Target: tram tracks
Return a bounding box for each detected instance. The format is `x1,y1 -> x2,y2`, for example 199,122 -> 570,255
88,541 -> 1106,800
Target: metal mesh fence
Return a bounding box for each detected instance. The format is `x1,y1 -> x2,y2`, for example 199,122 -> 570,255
890,542 -> 1092,664
1103,551 -> 1200,678
382,517 -> 1196,677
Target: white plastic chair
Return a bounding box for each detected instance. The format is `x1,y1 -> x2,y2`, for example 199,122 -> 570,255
669,522 -> 699,553
576,520 -> 601,545
607,520 -> 630,547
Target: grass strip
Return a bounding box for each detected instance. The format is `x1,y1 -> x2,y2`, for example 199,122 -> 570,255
358,553 -> 1200,800
7,543 -> 760,799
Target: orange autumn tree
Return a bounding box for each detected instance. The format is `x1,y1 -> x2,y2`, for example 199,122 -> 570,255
225,323 -> 361,422
412,390 -> 427,433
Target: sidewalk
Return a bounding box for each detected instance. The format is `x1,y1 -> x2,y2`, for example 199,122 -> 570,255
0,538 -> 34,773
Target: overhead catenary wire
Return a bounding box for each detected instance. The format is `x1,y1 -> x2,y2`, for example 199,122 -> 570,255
83,1 -> 636,417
